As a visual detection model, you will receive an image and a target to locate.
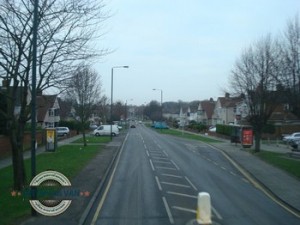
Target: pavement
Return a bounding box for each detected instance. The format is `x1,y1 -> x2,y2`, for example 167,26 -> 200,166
1,128 -> 300,224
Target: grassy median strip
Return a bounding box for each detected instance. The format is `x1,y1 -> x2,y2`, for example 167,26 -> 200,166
255,151 -> 300,179
155,128 -> 222,143
0,144 -> 102,225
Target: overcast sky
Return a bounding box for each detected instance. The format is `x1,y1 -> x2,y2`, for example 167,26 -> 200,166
94,0 -> 299,105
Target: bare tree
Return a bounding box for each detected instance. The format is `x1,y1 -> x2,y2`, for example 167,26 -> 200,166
65,65 -> 101,146
278,15 -> 300,117
230,35 -> 280,152
0,0 -> 108,190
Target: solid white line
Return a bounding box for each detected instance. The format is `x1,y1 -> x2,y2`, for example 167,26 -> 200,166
163,197 -> 174,224
172,206 -> 196,214
161,181 -> 191,188
167,191 -> 197,199
212,206 -> 223,220
155,176 -> 162,191
184,176 -> 198,191
170,160 -> 180,170
149,159 -> 155,171
161,174 -> 183,178
90,134 -> 129,225
156,166 -> 177,170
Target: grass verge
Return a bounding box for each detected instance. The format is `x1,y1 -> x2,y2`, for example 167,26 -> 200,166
72,136 -> 111,144
0,144 -> 102,225
154,128 -> 222,143
254,150 -> 300,179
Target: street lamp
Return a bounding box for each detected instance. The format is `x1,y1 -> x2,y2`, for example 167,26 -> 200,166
152,88 -> 163,121
111,66 -> 129,140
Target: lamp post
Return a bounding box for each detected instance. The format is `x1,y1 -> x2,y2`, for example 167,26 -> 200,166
152,88 -> 163,121
111,66 -> 129,140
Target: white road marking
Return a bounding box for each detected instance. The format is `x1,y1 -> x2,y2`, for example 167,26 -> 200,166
149,159 -> 155,171
155,176 -> 162,191
163,197 -> 174,224
170,160 -> 180,170
156,166 -> 177,171
161,174 -> 183,179
163,150 -> 169,157
152,160 -> 172,164
184,176 -> 198,191
152,156 -> 169,160
167,191 -> 197,199
146,150 -> 150,157
172,206 -> 196,214
221,166 -> 227,170
160,181 -> 191,188
212,206 -> 223,220
144,144 -> 147,149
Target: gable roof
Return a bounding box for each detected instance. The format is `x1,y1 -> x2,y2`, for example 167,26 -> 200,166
36,95 -> 58,122
200,100 -> 215,119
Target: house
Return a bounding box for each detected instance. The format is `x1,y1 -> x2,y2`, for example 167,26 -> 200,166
212,93 -> 243,125
37,94 -> 60,128
197,98 -> 215,125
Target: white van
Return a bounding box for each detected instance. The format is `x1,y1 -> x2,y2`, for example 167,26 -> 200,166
93,125 -> 119,136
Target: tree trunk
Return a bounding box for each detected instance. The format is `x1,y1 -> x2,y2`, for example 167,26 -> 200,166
254,131 -> 261,152
10,130 -> 26,191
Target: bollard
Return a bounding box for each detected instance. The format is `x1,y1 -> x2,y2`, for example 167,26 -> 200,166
196,192 -> 212,224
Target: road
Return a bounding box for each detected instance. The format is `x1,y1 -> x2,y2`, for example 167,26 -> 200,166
86,124 -> 300,225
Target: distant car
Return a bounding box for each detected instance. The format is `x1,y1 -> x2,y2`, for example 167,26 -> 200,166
56,127 -> 70,136
209,126 -> 216,132
283,132 -> 300,143
130,124 -> 136,128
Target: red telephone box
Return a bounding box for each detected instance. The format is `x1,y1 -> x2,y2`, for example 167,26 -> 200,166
241,127 -> 253,148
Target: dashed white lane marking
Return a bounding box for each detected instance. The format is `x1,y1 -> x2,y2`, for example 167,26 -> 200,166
156,166 -> 177,171
161,174 -> 183,179
184,176 -> 198,191
144,144 -> 147,149
167,191 -> 197,199
212,206 -> 223,220
146,150 -> 150,157
172,206 -> 196,214
163,197 -> 174,224
160,181 -> 191,188
170,160 -> 180,170
221,166 -> 227,170
149,159 -> 155,171
155,176 -> 162,191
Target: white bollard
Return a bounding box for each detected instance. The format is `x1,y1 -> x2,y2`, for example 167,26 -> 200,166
196,192 -> 212,224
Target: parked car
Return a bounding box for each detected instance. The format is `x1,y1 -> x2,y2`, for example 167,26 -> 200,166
56,127 -> 70,136
130,124 -> 136,128
290,139 -> 300,151
93,125 -> 119,136
209,126 -> 216,132
282,132 -> 300,143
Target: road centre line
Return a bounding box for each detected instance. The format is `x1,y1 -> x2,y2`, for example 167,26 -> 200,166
172,206 -> 196,214
160,181 -> 191,188
146,150 -> 150,157
162,197 -> 174,224
167,191 -> 197,199
161,173 -> 183,178
144,144 -> 147,149
155,176 -> 162,191
170,160 -> 180,170
156,166 -> 177,171
184,176 -> 198,191
149,159 -> 155,171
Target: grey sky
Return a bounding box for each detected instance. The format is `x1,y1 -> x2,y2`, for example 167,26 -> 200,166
95,0 -> 299,105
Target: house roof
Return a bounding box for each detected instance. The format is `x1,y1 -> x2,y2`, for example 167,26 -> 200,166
218,95 -> 243,108
36,95 -> 57,122
200,100 -> 215,119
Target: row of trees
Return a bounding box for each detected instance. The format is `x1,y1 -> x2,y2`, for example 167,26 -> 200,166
229,15 -> 300,152
0,0 -> 108,190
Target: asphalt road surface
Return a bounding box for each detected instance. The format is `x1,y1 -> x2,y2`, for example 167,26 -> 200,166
87,124 -> 300,225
